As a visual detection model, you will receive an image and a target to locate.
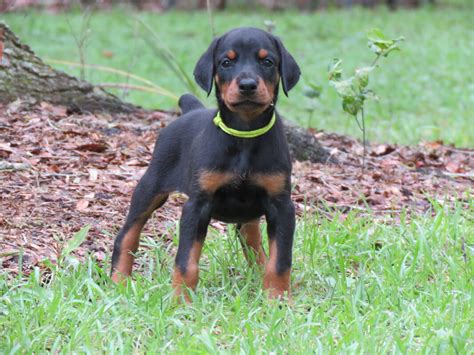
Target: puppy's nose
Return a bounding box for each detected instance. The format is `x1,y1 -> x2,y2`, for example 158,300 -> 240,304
238,78 -> 258,93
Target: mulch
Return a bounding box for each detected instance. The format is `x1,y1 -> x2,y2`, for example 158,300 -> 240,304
1,101 -> 472,275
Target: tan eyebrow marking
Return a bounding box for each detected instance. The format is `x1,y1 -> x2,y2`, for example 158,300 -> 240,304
258,49 -> 269,59
226,50 -> 237,60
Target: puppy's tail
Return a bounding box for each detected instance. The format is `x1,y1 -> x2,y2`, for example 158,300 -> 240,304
178,94 -> 205,114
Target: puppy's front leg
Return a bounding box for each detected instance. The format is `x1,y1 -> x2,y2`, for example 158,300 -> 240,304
263,196 -> 295,300
172,198 -> 211,303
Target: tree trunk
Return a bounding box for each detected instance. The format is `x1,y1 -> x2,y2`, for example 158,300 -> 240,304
0,22 -> 330,163
0,23 -> 137,113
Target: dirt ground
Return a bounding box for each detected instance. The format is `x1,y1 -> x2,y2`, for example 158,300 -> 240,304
1,101 -> 472,275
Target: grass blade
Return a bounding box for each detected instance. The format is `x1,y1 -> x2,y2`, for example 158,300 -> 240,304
136,17 -> 199,96
47,59 -> 179,101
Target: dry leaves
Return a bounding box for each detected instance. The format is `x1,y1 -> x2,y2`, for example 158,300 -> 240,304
0,102 -> 472,275
293,133 -> 472,217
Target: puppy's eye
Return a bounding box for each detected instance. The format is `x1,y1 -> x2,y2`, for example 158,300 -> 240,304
261,58 -> 274,67
221,59 -> 233,68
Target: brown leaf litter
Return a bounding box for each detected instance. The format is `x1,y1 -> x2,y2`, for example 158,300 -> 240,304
0,102 -> 472,275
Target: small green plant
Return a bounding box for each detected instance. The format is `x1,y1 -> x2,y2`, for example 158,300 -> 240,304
303,82 -> 323,128
329,29 -> 404,170
52,225 -> 90,269
264,20 -> 276,33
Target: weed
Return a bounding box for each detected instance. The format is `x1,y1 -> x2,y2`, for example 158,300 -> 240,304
329,29 -> 404,169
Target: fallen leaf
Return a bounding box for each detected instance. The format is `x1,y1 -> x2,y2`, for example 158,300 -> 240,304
423,140 -> 444,150
371,144 -> 396,157
445,161 -> 464,173
76,199 -> 89,211
88,168 -> 99,182
75,142 -> 108,152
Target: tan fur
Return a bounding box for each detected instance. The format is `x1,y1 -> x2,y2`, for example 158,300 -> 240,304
264,239 -> 291,299
111,223 -> 143,283
239,220 -> 267,266
227,49 -> 237,60
111,193 -> 167,283
220,78 -> 240,108
199,170 -> 236,194
220,77 -> 274,121
255,77 -> 273,107
172,242 -> 203,303
142,194 -> 168,219
251,173 -> 286,196
258,48 -> 268,59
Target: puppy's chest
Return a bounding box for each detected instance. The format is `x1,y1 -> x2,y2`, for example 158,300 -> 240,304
199,151 -> 287,196
199,169 -> 285,196
199,142 -> 287,197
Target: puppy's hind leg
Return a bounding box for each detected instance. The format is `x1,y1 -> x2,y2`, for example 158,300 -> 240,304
237,220 -> 267,266
111,170 -> 169,283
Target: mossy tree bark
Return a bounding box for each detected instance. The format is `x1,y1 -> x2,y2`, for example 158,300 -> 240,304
0,22 -> 330,163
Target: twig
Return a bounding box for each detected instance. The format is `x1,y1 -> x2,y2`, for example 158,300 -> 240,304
371,52 -> 382,67
41,172 -> 88,178
443,147 -> 474,156
461,235 -> 467,263
123,19 -> 140,100
0,28 -> 4,63
0,161 -> 31,171
66,9 -> 92,81
96,83 -> 178,98
47,119 -> 61,131
360,107 -> 367,172
441,172 -> 474,179
206,0 -> 217,38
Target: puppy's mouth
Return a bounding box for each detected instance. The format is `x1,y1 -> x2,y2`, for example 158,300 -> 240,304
230,99 -> 266,107
220,79 -> 274,115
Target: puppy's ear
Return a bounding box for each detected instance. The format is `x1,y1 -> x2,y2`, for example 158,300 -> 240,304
274,37 -> 301,97
194,37 -> 220,96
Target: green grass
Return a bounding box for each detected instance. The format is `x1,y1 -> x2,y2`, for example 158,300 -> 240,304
2,6 -> 473,146
1,8 -> 473,352
1,204 -> 473,353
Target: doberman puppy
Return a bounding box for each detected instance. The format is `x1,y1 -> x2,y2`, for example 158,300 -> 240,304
111,27 -> 301,301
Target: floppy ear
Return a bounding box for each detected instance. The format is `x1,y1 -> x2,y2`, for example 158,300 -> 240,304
193,37 -> 220,96
274,37 -> 301,97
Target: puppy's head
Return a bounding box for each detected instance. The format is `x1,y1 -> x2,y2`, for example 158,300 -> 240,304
194,27 -> 301,118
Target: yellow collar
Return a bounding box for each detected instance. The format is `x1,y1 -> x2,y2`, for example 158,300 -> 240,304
213,111 -> 276,138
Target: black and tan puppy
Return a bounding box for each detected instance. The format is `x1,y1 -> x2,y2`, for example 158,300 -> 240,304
111,27 -> 301,301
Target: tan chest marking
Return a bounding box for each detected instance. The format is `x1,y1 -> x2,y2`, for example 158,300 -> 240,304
199,171 -> 287,196
251,173 -> 287,196
199,170 -> 236,194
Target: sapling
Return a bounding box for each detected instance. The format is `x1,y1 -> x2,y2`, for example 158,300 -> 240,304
303,82 -> 323,128
66,9 -> 92,82
328,29 -> 404,170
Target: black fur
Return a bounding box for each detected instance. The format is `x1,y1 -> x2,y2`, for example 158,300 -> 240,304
112,27 -> 301,293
